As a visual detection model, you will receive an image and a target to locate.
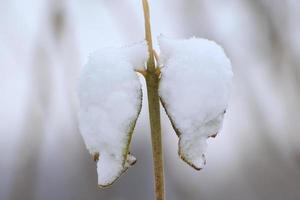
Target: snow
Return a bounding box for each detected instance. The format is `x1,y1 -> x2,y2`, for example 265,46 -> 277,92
122,41 -> 148,70
158,36 -> 233,170
78,42 -> 147,186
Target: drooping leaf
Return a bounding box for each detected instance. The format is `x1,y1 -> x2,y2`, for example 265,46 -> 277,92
78,42 -> 148,186
158,36 -> 233,170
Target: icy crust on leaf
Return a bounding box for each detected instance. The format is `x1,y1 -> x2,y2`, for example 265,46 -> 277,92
158,36 -> 233,170
78,42 -> 148,186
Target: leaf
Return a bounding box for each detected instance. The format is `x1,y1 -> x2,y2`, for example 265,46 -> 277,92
158,36 -> 233,170
78,42 -> 148,186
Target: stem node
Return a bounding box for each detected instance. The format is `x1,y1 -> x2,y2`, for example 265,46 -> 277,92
142,0 -> 165,200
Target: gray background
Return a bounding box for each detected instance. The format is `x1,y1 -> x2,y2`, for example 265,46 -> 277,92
1,0 -> 300,200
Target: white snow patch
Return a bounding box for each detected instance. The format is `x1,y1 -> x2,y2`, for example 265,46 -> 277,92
122,41 -> 148,70
158,36 -> 233,170
78,42 -> 147,186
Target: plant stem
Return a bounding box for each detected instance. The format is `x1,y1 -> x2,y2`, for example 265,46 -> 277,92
142,0 -> 155,69
146,72 -> 165,200
142,0 -> 165,200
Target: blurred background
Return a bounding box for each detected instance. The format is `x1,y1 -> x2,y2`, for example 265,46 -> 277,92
1,0 -> 300,199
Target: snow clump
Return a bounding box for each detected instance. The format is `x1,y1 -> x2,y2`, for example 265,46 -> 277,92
78,42 -> 148,186
158,36 -> 233,170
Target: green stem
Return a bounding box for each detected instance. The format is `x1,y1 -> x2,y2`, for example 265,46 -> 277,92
142,0 -> 165,200
146,71 -> 165,200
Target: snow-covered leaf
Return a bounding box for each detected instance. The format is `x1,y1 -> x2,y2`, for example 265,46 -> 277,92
158,36 -> 233,170
78,42 -> 148,187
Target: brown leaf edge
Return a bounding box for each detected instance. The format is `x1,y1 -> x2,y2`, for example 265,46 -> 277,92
97,153 -> 137,188
97,87 -> 143,188
159,97 -> 209,171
